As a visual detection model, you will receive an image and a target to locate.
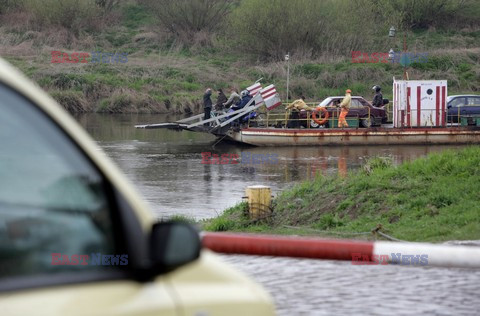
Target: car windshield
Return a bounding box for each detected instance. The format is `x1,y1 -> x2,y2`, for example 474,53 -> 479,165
318,98 -> 333,106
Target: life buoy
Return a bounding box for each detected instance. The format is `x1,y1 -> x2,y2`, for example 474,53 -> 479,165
312,107 -> 329,125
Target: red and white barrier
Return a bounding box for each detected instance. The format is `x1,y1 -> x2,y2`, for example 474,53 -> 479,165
202,233 -> 480,269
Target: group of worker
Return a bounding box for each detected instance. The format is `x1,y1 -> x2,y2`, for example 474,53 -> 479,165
203,84 -> 384,128
286,85 -> 383,128
203,87 -> 254,126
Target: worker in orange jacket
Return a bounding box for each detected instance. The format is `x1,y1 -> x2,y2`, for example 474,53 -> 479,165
338,89 -> 352,128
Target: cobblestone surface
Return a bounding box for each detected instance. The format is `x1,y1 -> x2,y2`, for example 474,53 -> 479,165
219,255 -> 480,316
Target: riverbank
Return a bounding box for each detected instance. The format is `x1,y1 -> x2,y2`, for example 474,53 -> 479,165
202,146 -> 480,242
1,3 -> 479,114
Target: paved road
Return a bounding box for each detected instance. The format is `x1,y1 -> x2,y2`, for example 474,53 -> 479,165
220,254 -> 480,316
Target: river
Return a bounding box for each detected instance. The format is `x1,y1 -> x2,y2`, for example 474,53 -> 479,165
77,113 -> 462,220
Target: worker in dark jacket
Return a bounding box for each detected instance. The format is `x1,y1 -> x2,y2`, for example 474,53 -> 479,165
231,90 -> 252,111
203,88 -> 213,126
372,85 -> 383,107
214,88 -> 228,110
223,88 -> 241,109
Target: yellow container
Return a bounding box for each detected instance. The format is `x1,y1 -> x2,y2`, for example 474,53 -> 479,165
245,185 -> 272,219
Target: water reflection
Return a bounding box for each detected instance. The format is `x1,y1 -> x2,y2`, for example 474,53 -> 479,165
76,113 -> 463,220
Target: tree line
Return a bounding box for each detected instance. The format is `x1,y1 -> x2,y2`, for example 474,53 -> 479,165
1,0 -> 479,59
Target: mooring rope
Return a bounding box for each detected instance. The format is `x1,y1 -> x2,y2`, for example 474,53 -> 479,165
211,133 -> 228,148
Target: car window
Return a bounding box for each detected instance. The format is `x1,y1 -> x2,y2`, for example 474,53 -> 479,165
466,97 -> 480,106
0,84 -> 117,280
450,97 -> 465,107
318,98 -> 332,107
351,99 -> 362,108
359,99 -> 369,106
326,99 -> 341,107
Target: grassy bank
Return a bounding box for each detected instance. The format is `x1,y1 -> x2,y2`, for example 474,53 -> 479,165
202,147 -> 480,242
0,2 -> 479,114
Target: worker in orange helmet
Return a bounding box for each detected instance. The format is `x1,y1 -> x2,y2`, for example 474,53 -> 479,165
338,89 -> 352,128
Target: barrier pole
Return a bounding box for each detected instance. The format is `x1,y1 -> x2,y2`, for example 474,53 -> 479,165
202,233 -> 480,269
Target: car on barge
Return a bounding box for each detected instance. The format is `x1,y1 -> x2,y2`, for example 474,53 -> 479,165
298,96 -> 388,128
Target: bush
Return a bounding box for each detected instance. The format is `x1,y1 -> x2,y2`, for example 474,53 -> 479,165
22,0 -> 100,31
229,0 -> 377,59
229,0 -> 480,60
95,0 -> 120,13
0,0 -> 23,14
50,90 -> 89,113
369,0 -> 479,30
230,0 -> 324,59
140,0 -> 232,45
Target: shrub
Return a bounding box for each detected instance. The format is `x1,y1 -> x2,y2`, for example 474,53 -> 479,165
50,90 -> 89,113
230,0 -> 326,59
22,0 -> 100,31
95,0 -> 120,13
229,0 -> 377,60
0,0 -> 23,14
370,0 -> 479,30
139,0 -> 232,45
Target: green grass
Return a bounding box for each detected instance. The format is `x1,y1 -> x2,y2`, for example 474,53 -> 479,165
203,147 -> 480,242
122,3 -> 155,29
167,214 -> 197,224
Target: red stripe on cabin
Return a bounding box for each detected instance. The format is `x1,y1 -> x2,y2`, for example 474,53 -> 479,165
442,86 -> 446,126
396,83 -> 399,126
262,91 -> 277,100
267,101 -> 282,110
261,87 -> 276,96
407,87 -> 411,127
394,84 -> 397,125
436,86 -> 440,126
417,86 -> 421,127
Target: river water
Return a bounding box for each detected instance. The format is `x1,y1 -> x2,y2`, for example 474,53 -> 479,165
77,113 -> 461,220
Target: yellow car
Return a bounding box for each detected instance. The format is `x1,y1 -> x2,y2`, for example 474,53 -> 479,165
0,57 -> 274,316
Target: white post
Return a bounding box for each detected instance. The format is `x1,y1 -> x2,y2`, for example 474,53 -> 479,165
285,53 -> 290,102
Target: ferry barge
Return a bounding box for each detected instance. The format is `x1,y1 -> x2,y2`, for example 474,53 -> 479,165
136,80 -> 480,147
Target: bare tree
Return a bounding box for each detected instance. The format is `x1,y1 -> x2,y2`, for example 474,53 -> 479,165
95,0 -> 121,13
141,0 -> 234,44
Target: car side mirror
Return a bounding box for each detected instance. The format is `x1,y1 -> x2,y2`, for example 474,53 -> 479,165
447,105 -> 452,109
150,221 -> 201,273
